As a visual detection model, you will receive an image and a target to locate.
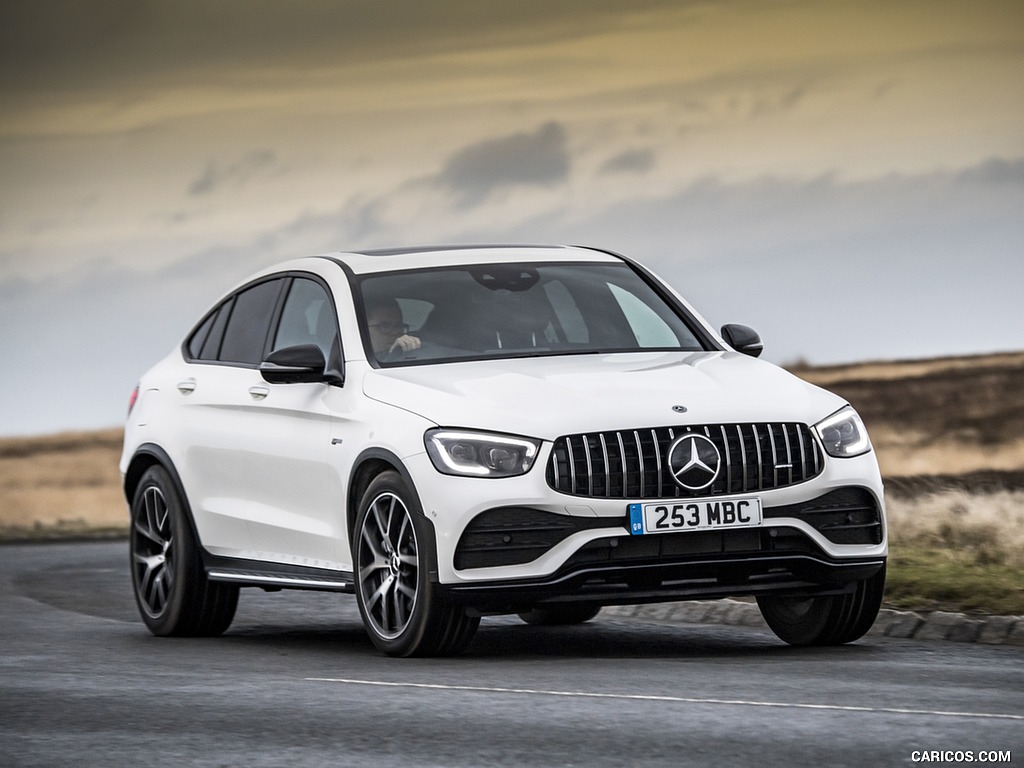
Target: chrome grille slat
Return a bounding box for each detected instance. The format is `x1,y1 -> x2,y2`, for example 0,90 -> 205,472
599,434 -> 610,498
720,425 -> 731,492
783,424 -> 794,485
547,422 -> 824,499
752,424 -> 764,490
566,436 -> 578,494
741,428 -> 749,493
616,432 -> 627,498
651,429 -> 663,494
634,431 -> 645,497
583,433 -> 594,496
794,428 -> 802,481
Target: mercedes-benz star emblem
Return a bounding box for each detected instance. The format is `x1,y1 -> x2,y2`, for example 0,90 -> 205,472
667,434 -> 721,491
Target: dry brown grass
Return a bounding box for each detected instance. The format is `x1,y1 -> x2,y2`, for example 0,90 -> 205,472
887,489 -> 1024,569
0,428 -> 127,538
795,352 -> 1024,479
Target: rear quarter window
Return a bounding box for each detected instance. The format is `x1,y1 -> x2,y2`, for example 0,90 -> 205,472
215,279 -> 284,365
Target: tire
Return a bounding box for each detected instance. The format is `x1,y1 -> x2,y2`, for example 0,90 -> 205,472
353,471 -> 479,657
756,564 -> 886,646
518,604 -> 602,626
129,465 -> 238,637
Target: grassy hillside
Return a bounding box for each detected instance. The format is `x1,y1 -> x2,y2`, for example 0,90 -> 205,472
2,351 -> 1022,613
793,352 -> 1024,614
0,428 -> 126,539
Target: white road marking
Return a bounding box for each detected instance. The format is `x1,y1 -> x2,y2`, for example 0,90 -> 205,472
307,677 -> 1023,722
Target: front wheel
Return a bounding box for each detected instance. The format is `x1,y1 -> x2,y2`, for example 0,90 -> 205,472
129,465 -> 238,637
756,564 -> 886,646
353,471 -> 478,657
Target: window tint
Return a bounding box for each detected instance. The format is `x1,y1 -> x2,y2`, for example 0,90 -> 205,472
218,279 -> 283,365
187,311 -> 216,360
358,262 -> 705,365
608,283 -> 680,347
200,302 -> 232,360
544,280 -> 588,343
185,300 -> 232,361
272,278 -> 339,363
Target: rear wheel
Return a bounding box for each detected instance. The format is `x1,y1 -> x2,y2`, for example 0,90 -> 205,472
757,564 -> 886,646
353,471 -> 478,657
129,465 -> 238,637
518,604 -> 602,626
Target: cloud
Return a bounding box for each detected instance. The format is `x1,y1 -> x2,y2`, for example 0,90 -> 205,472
188,150 -> 278,196
956,158 -> 1024,185
433,122 -> 570,207
0,0 -> 683,95
599,148 -> 656,175
3,154 -> 1023,436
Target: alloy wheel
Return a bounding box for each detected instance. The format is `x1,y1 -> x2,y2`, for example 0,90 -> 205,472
131,485 -> 174,618
356,491 -> 420,640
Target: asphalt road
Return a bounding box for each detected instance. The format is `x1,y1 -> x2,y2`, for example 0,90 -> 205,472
2,541 -> 1021,768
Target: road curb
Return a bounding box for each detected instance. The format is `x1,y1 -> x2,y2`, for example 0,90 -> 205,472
601,601 -> 1024,646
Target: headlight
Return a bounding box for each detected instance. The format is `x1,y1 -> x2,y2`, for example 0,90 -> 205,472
425,429 -> 540,478
814,406 -> 871,458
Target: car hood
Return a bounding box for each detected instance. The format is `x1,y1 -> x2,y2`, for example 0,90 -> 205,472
361,352 -> 846,441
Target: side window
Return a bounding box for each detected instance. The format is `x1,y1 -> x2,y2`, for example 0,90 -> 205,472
186,300 -> 233,361
271,278 -> 339,363
218,279 -> 283,365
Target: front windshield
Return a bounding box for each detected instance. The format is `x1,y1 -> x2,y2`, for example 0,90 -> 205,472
357,262 -> 707,365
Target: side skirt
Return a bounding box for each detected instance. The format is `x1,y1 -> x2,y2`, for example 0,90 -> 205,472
203,553 -> 355,593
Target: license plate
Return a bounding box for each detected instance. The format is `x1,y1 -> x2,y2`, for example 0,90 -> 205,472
629,496 -> 762,535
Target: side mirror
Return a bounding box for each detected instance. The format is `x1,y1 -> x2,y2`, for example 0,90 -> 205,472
259,344 -> 327,384
721,324 -> 764,358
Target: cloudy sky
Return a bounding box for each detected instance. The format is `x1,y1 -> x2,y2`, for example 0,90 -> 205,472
1,0 -> 1022,437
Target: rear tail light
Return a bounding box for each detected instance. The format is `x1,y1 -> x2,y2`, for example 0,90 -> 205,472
127,385 -> 139,416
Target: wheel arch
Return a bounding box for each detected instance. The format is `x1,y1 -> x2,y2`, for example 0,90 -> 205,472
124,444 -> 202,546
346,447 -> 421,537
347,448 -> 441,582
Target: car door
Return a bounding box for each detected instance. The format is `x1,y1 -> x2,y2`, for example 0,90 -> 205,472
177,277 -> 286,557
239,275 -> 349,569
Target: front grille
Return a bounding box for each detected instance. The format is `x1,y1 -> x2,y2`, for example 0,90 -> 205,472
546,423 -> 823,499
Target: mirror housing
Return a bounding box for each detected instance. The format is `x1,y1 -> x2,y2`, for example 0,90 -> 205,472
259,344 -> 328,384
721,324 -> 764,358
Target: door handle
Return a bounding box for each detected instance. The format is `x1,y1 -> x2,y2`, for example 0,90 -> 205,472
177,379 -> 196,394
248,385 -> 270,400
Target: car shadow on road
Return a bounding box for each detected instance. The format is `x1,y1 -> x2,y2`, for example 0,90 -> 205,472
206,610 -> 889,662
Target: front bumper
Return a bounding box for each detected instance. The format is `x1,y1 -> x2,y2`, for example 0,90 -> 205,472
439,545 -> 886,615
410,443 -> 887,592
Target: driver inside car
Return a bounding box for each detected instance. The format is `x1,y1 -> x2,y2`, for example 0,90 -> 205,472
367,298 -> 421,359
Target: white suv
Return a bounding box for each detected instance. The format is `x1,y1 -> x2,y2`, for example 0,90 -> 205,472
121,245 -> 887,656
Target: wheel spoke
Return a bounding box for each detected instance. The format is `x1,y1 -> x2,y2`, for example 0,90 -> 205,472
371,498 -> 392,543
358,559 -> 389,582
358,490 -> 420,641
134,517 -> 164,547
390,582 -> 406,629
359,522 -> 389,564
394,578 -> 416,601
